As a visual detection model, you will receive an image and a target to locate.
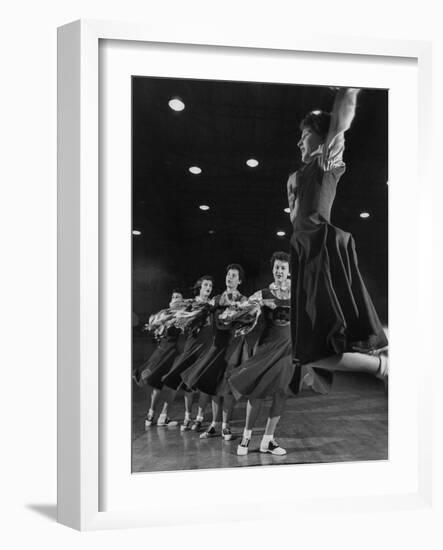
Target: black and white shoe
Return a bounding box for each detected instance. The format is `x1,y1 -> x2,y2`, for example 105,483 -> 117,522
157,416 -> 178,427
199,426 -> 217,439
259,440 -> 287,456
191,420 -> 203,432
221,427 -> 233,441
237,437 -> 250,456
180,418 -> 192,432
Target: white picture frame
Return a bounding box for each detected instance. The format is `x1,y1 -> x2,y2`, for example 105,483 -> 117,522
57,19 -> 433,531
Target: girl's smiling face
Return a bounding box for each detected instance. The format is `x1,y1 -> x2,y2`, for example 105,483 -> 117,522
297,126 -> 324,163
272,260 -> 289,284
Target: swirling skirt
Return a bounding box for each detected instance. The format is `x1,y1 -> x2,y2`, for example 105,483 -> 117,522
138,339 -> 181,390
229,332 -> 294,400
161,327 -> 213,391
290,219 -> 388,392
181,336 -> 247,397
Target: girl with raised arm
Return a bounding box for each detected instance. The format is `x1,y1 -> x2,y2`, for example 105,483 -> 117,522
288,88 -> 388,393
182,264 -> 248,441
229,251 -> 294,456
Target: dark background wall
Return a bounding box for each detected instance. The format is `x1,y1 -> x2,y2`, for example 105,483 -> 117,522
132,77 -> 388,326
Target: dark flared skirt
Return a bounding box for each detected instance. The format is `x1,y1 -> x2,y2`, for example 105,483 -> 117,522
229,327 -> 294,400
181,336 -> 247,397
138,339 -> 181,390
290,218 -> 388,392
161,326 -> 213,391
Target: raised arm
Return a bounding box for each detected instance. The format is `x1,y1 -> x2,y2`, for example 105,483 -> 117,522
326,88 -> 360,143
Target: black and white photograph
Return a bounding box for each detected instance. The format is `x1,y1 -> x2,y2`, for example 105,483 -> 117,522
131,76 -> 388,473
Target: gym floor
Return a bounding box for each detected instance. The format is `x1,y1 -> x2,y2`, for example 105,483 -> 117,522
132,372 -> 388,473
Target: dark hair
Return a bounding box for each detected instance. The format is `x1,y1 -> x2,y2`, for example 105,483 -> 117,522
270,251 -> 290,270
300,110 -> 331,140
193,275 -> 214,296
226,263 -> 245,284
171,288 -> 183,296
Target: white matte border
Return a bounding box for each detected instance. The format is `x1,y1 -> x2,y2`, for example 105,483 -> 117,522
57,19 -> 433,531
101,42 -> 419,508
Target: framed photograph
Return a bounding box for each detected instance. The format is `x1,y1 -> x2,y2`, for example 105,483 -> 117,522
57,19 -> 433,530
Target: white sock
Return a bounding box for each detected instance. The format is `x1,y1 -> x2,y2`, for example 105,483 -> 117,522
148,408 -> 155,417
211,421 -> 221,429
158,413 -> 167,422
243,429 -> 252,440
195,415 -> 204,422
184,412 -> 191,421
222,422 -> 230,430
261,435 -> 273,447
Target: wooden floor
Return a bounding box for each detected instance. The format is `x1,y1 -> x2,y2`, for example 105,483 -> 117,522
132,372 -> 388,473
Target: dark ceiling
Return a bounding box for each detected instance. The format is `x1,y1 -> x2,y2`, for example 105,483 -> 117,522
132,76 -> 388,322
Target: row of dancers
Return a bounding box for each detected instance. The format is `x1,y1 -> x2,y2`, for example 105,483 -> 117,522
136,254 -> 295,456
135,86 -> 389,457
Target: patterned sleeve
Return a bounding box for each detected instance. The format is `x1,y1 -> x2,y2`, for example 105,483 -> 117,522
318,133 -> 345,172
248,290 -> 263,305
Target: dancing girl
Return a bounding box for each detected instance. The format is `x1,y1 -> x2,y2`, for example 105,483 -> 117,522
287,87 -> 388,394
229,252 -> 294,456
182,264 -> 248,441
138,290 -> 185,428
161,276 -> 214,432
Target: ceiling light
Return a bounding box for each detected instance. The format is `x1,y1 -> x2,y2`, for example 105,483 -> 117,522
199,205 -> 210,211
284,207 -> 290,214
276,231 -> 286,237
168,98 -> 185,111
132,230 -> 141,236
189,166 -> 202,174
360,212 -> 370,219
246,158 -> 259,168
208,230 -> 215,235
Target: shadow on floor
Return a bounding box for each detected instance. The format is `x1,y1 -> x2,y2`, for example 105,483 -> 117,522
26,504 -> 57,522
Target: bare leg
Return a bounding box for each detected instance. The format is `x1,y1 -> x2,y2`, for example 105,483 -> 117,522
180,392 -> 194,431
264,392 -> 286,436
191,392 -> 208,432
184,392 -> 194,417
221,394 -> 235,441
145,387 -> 161,428
159,387 -> 177,417
237,398 -> 262,455
244,399 -> 262,432
200,396 -> 221,438
157,387 -> 179,427
149,388 -> 161,413
212,396 -> 222,423
196,392 -> 209,419
268,392 -> 286,422
305,352 -> 386,377
222,394 -> 235,425
260,392 -> 287,455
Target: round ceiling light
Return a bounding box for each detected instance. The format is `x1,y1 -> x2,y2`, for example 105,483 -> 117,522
189,166 -> 202,174
246,158 -> 259,168
168,98 -> 185,111
199,205 -> 210,211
